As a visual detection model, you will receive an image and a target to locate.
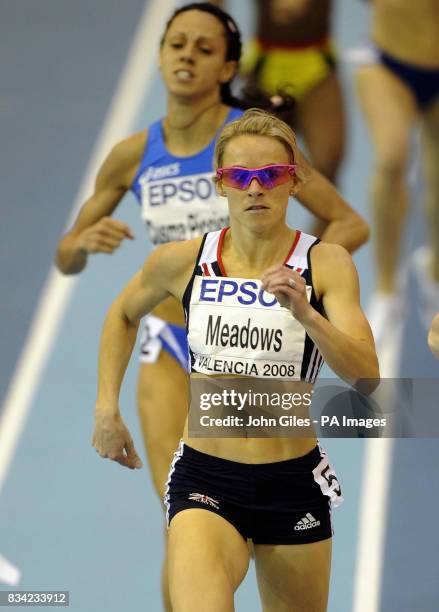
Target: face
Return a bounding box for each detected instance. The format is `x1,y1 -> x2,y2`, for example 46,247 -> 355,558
159,10 -> 237,100
218,135 -> 296,230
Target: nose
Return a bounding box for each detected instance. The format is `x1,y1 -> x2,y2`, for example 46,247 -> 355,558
179,43 -> 196,64
247,177 -> 263,196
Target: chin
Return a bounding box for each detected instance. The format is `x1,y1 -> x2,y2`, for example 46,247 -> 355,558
245,218 -> 272,233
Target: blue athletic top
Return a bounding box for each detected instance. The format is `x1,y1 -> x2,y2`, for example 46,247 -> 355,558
131,107 -> 243,246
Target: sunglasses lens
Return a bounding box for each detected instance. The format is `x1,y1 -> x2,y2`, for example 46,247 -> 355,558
222,168 -> 251,189
260,166 -> 292,187
219,165 -> 296,190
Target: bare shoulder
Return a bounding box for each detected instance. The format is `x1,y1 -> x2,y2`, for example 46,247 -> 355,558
98,129 -> 148,189
310,242 -> 358,297
312,241 -> 353,266
143,236 -> 204,297
111,130 -> 148,165
149,236 -> 203,271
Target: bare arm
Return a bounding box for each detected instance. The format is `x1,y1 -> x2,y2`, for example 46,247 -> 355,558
296,152 -> 370,253
428,312 -> 439,359
262,243 -> 379,390
92,239 -> 200,468
96,246 -> 175,411
55,133 -> 146,274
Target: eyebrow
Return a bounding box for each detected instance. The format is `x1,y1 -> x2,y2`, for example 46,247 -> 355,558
169,32 -> 220,42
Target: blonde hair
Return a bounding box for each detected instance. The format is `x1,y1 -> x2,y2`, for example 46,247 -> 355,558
214,108 -> 307,186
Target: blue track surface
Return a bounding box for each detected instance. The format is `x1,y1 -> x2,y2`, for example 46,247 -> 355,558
1,1 -> 437,610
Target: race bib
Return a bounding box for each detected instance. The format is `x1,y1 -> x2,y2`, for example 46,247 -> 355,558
188,276 -> 311,379
140,171 -> 229,244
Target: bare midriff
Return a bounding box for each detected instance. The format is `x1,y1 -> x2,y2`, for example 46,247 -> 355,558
255,0 -> 331,47
373,0 -> 439,68
183,376 -> 317,463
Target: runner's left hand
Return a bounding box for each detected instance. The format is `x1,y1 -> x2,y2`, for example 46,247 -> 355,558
261,265 -> 312,322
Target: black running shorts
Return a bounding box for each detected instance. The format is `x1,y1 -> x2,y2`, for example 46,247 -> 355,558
164,441 -> 343,545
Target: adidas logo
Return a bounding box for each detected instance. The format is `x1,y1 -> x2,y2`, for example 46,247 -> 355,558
294,513 -> 321,531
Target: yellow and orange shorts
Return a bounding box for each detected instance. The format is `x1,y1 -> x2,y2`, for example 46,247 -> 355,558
241,37 -> 337,100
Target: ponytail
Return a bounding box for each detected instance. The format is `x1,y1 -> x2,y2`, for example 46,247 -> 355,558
221,83 -> 297,124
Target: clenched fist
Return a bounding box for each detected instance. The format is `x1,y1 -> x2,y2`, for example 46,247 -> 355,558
77,217 -> 134,255
93,409 -> 142,470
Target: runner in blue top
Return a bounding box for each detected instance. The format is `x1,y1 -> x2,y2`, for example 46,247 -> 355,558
56,4 -> 368,607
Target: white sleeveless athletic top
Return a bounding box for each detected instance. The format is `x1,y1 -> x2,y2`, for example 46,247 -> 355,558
182,228 -> 325,381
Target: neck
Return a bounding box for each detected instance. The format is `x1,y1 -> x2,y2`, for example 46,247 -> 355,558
224,222 -> 297,272
166,90 -> 223,127
163,93 -> 227,155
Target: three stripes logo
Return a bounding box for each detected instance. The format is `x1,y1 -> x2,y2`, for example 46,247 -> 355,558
294,512 -> 321,531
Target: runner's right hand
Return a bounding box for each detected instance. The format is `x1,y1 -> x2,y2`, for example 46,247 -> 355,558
92,410 -> 142,470
76,217 -> 134,254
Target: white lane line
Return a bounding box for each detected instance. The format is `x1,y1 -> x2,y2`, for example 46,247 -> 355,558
353,438 -> 394,612
0,0 -> 176,494
0,553 -> 21,586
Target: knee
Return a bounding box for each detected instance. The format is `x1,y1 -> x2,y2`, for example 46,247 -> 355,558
312,142 -> 345,183
314,153 -> 343,183
374,149 -> 409,180
168,529 -> 246,587
423,169 -> 439,200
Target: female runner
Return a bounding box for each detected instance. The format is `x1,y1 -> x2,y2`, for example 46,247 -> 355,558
58,5 -> 367,607
356,0 -> 439,367
57,2 -> 367,497
217,0 -> 345,183
92,108 -> 379,612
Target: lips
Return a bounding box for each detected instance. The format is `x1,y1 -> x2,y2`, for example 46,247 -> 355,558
246,205 -> 268,211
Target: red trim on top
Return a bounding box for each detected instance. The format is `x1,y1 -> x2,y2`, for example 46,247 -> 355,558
284,230 -> 301,265
216,227 -> 229,277
201,262 -> 210,277
217,227 -> 300,276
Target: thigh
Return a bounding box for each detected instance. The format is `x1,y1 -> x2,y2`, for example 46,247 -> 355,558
254,538 -> 332,612
296,71 -> 346,181
356,64 -> 418,169
137,350 -> 189,499
421,96 -> 439,183
168,509 -> 250,612
251,446 -> 342,547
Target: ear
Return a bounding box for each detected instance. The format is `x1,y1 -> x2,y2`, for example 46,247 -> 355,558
219,60 -> 238,85
215,179 -> 227,197
158,46 -> 164,72
289,183 -> 303,197
289,175 -> 302,197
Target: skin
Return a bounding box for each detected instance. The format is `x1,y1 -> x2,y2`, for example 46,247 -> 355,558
372,0 -> 439,68
92,133 -> 378,611
213,0 -> 345,214
428,312 -> 439,359
356,0 -> 439,293
266,0 -> 345,187
55,7 -> 369,486
270,0 -> 315,22
56,8 -> 367,610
